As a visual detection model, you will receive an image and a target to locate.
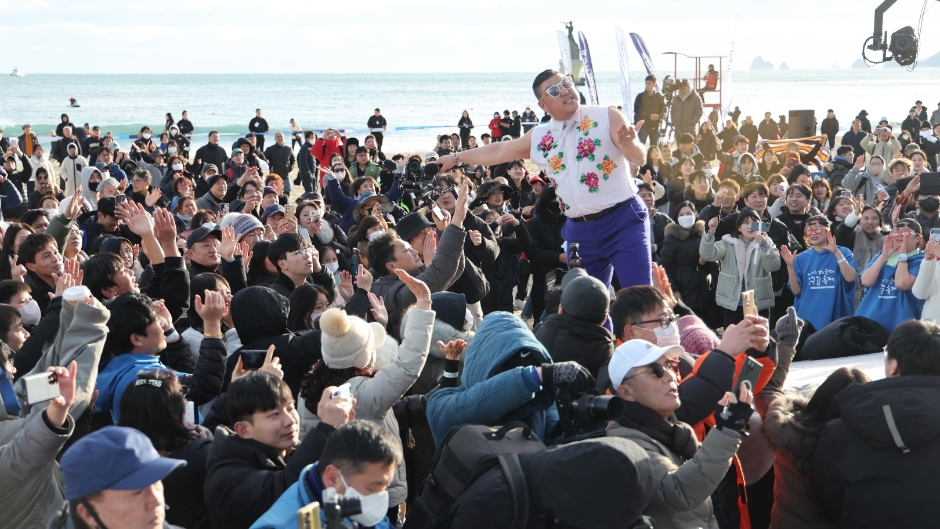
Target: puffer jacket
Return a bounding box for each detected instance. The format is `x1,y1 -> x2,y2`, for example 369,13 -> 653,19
606,418 -> 742,529
426,312 -> 559,444
0,302 -> 109,529
913,257 -> 940,323
841,155 -> 887,206
759,340 -> 837,529
700,233 -> 781,311
811,375 -> 940,528
660,221 -> 710,311
672,90 -> 704,137
860,134 -> 901,160
370,224 -> 466,339
534,313 -> 614,379
298,308 -> 434,508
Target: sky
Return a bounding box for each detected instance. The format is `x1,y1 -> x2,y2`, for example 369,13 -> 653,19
1,0 -> 938,73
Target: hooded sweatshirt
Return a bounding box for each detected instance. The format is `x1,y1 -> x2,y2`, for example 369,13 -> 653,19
78,166 -> 103,207
841,154 -> 886,207
426,312 -> 558,444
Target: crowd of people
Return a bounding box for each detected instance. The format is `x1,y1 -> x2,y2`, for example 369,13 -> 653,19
0,70 -> 939,529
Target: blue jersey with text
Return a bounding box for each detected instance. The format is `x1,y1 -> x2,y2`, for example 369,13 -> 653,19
790,246 -> 857,331
855,251 -> 925,333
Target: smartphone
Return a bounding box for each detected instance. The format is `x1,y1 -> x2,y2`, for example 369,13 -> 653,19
734,356 -> 763,395
431,205 -> 444,221
840,190 -> 852,198
296,502 -> 322,529
284,203 -> 293,215
750,222 -> 769,233
220,203 -> 230,216
931,228 -> 940,242
331,383 -> 352,399
115,195 -> 128,206
741,290 -> 758,318
919,173 -> 940,195
240,350 -> 267,370
15,371 -> 60,406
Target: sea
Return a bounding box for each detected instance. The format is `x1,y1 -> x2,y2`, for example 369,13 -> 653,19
3,69 -> 940,154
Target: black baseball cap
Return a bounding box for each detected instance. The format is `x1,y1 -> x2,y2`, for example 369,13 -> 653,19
186,224 -> 222,248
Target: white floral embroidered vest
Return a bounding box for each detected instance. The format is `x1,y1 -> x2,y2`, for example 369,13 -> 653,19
529,105 -> 636,218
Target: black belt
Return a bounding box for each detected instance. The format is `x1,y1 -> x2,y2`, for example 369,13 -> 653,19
571,197 -> 634,223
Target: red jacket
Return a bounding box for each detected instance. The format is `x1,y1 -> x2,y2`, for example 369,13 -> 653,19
488,117 -> 503,139
310,137 -> 344,187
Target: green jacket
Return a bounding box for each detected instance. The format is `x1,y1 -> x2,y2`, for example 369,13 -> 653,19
348,161 -> 382,180
700,233 -> 781,311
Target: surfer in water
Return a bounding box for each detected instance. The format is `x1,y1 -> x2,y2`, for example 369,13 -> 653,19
69,97 -> 80,108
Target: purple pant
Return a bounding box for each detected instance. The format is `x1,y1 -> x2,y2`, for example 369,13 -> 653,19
562,197 -> 652,289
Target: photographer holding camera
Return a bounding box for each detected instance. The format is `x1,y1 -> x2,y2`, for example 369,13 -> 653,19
861,122 -> 901,161
606,339 -> 754,529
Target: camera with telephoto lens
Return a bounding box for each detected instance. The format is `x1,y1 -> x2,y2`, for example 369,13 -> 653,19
322,489 -> 362,529
554,384 -> 623,440
400,160 -> 440,193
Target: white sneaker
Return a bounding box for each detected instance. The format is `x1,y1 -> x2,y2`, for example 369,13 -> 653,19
513,299 -> 525,310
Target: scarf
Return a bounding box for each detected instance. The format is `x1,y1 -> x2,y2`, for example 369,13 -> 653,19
886,248 -> 923,267
617,400 -> 700,460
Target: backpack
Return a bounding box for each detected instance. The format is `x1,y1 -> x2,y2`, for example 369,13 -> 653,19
404,421 -> 545,529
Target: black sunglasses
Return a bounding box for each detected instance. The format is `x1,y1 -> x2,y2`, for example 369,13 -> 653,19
623,360 -> 679,383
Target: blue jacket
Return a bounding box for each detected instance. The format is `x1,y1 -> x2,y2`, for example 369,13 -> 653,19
0,179 -> 23,212
326,177 -> 405,233
250,463 -> 393,529
95,353 -> 180,423
426,312 -> 558,444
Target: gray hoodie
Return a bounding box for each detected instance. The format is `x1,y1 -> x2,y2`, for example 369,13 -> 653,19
841,154 -> 886,206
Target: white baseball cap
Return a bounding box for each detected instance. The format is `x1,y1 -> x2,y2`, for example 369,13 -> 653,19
608,339 -> 682,388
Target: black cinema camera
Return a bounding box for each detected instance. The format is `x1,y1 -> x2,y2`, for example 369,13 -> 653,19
554,383 -> 623,440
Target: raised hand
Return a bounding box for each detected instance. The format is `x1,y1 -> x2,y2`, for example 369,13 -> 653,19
44,362 -> 78,428
423,230 -> 438,264
468,230 -> 482,246
338,270 -> 354,301
616,120 -> 643,146
219,225 -> 237,260
354,264 -> 373,292
394,268 -> 431,303
53,272 -> 77,298
121,200 -> 155,237
194,289 -> 226,324
826,232 -> 839,254
11,256 -> 25,282
153,299 -> 174,332
708,216 -> 719,233
65,189 -> 84,219
437,339 -> 467,361
368,292 -> 388,328
854,154 -> 866,170
317,386 -> 356,428
781,245 -> 797,266
259,344 -> 283,379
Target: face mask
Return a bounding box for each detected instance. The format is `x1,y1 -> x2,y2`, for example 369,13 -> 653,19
653,322 -> 680,347
678,215 -> 695,229
920,197 -> 940,213
88,181 -> 99,192
168,147 -> 178,155
339,472 -> 390,527
309,311 -> 322,327
108,143 -> 118,150
18,300 -> 40,326
172,163 -> 183,171
324,262 -> 339,273
45,208 -> 58,217
368,230 -> 385,242
142,133 -> 151,140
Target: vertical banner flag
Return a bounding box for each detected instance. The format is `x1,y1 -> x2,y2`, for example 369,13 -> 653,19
614,27 -> 633,117
721,15 -> 739,116
556,30 -> 572,75
577,31 -> 599,105
629,32 -> 658,91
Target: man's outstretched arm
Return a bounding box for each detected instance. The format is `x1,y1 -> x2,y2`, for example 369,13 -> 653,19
436,129 -> 534,172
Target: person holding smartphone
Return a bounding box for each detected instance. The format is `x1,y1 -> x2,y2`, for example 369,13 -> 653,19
913,228 -> 940,322
781,215 -> 858,335
856,218 -> 925,333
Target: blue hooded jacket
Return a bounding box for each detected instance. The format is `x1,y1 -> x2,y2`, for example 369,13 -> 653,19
94,353 -> 180,423
426,312 -> 558,444
250,463 -> 393,529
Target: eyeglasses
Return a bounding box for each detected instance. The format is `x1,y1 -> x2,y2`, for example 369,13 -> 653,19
290,248 -> 313,257
539,77 -> 574,101
804,225 -> 828,235
630,313 -> 677,329
622,360 -> 679,383
892,227 -> 915,236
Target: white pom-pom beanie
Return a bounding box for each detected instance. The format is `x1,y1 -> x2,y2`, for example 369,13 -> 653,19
319,308 -> 386,369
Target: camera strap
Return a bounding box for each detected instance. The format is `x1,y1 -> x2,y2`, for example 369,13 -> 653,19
498,453 -> 530,529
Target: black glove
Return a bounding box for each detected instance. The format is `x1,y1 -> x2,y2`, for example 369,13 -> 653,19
714,398 -> 754,435
541,361 -> 594,394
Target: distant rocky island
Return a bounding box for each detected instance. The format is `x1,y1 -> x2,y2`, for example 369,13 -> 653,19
750,56 -> 774,70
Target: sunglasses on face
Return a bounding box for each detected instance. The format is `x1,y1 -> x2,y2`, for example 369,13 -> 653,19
539,77 -> 574,101
892,227 -> 915,236
623,360 -> 679,383
804,225 -> 828,235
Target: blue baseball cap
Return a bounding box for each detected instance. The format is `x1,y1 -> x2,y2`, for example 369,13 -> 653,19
262,204 -> 286,223
356,192 -> 389,207
61,426 -> 185,501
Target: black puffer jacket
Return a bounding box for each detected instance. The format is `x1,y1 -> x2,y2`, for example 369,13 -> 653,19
525,187 -> 567,320
164,437 -> 213,529
811,375 -> 940,528
481,222 -> 532,315
534,313 -> 614,378
659,221 -> 710,312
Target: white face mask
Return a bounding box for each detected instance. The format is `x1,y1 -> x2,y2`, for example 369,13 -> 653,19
464,308 -> 474,331
108,143 -> 118,150
338,472 -> 390,527
19,299 -> 41,326
142,133 -> 151,140
678,215 -> 695,229
653,322 -> 680,347
309,311 -> 322,327
368,230 -> 385,242
324,262 -> 339,274
172,163 -> 183,171
167,147 -> 178,155
45,208 -> 59,218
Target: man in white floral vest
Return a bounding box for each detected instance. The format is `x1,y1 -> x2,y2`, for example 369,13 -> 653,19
437,68 -> 650,289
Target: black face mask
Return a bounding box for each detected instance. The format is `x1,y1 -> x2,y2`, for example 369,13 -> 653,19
547,202 -> 561,215
88,181 -> 99,192
920,197 -> 940,213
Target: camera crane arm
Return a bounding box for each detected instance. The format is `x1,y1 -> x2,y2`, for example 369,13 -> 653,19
868,0 -> 899,52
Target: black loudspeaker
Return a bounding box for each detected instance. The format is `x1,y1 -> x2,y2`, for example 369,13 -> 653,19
788,110 -> 816,139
